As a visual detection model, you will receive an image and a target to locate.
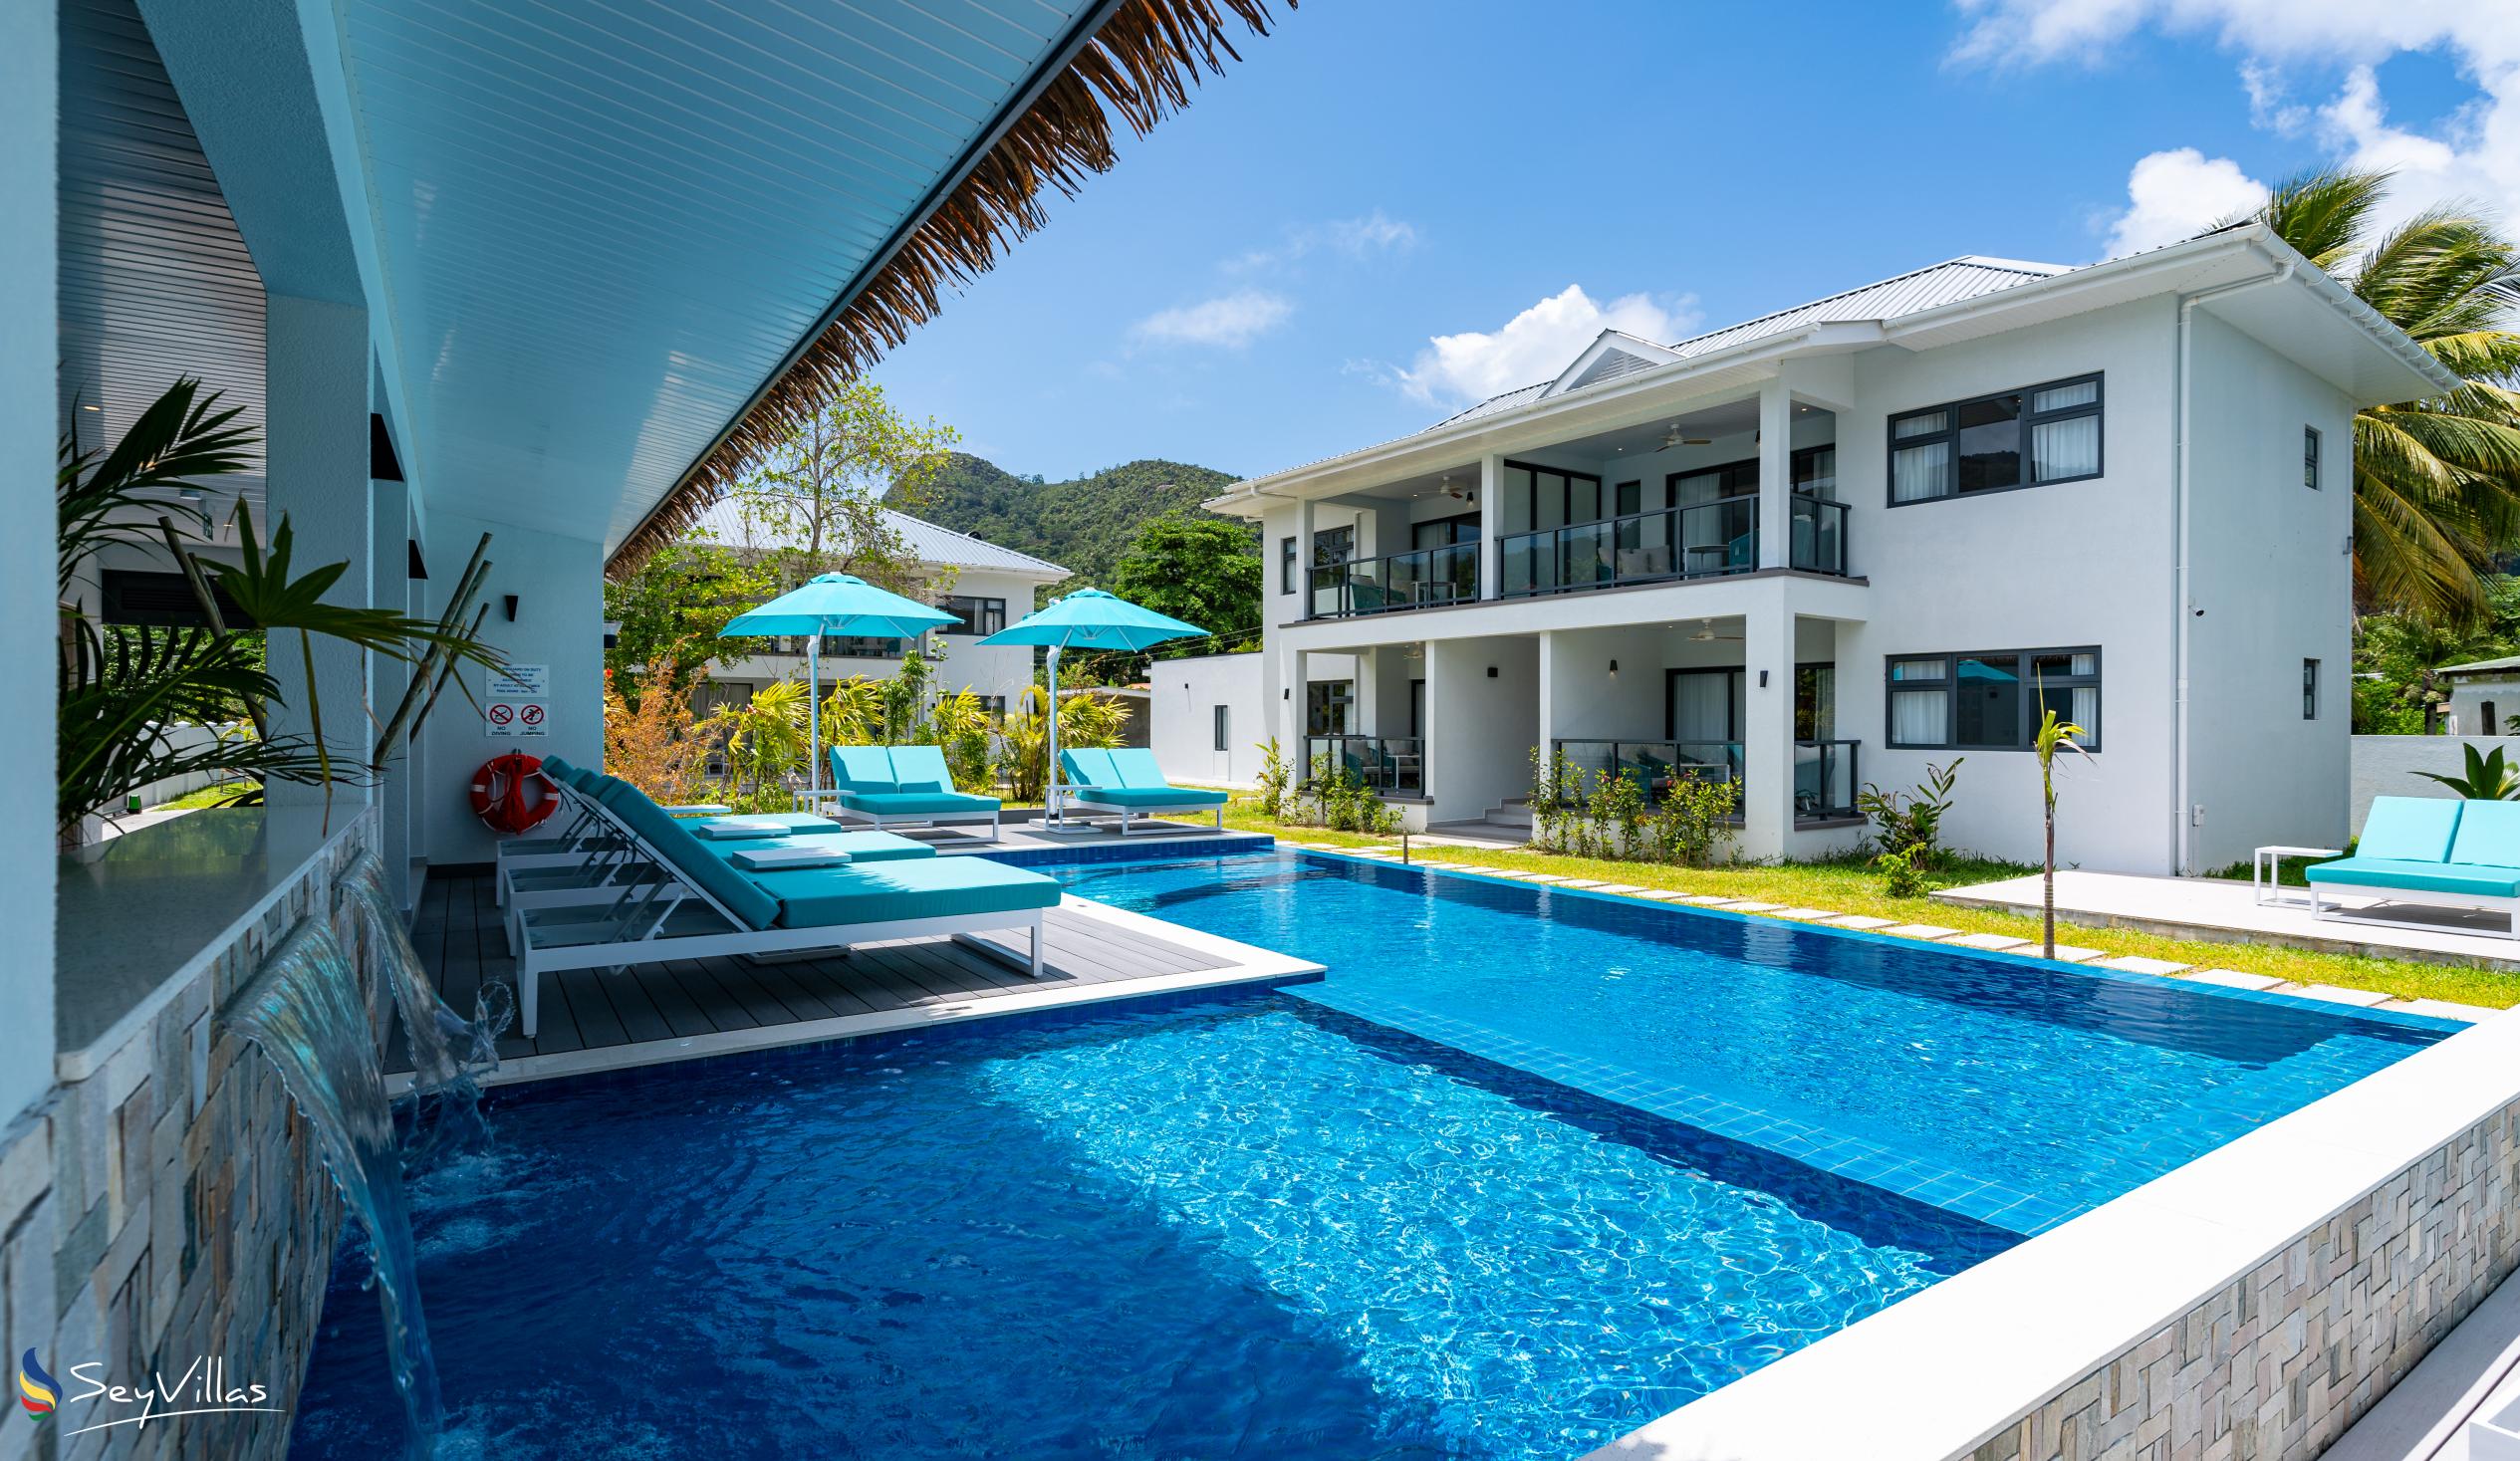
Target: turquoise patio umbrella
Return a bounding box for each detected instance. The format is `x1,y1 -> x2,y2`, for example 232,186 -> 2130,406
978,588 -> 1207,829
718,573 -> 955,793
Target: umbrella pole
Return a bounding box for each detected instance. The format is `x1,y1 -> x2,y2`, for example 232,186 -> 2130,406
1045,642 -> 1062,828
807,632 -> 822,798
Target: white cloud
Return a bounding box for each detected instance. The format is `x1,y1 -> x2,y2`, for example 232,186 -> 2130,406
1228,209 -> 1419,272
2104,147 -> 2269,257
1952,2 -> 2520,238
1392,286 -> 1698,405
1128,289 -> 1293,350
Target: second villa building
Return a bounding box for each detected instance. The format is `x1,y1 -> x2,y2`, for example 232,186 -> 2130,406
1162,224 -> 2455,873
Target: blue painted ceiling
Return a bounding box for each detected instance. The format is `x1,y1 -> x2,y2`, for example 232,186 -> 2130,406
337,0 -> 1110,550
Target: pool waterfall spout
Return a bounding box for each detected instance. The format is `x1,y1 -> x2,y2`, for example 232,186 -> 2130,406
338,852 -> 510,1170
223,917 -> 445,1460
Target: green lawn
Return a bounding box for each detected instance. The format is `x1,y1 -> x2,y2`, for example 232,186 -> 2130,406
152,780 -> 258,811
1216,799 -> 2514,1010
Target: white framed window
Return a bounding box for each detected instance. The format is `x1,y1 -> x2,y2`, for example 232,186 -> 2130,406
2303,659 -> 2319,720
1212,704 -> 1230,752
2304,426 -> 2322,490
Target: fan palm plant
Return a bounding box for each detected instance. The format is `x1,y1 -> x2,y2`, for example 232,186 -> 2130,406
713,679 -> 810,806
2240,170 -> 2520,624
58,377 -> 507,841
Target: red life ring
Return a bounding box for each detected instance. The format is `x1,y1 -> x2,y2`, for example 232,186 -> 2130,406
470,752 -> 560,836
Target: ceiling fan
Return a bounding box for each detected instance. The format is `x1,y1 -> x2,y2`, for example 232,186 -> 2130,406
1413,474 -> 1476,502
1686,617 -> 1743,642
1661,422 -> 1711,449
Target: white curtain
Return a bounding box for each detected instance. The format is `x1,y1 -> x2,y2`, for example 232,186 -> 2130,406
2033,381 -> 2099,412
1672,671 -> 1735,744
2034,416 -> 2100,481
2071,687 -> 2099,741
1891,442 -> 1947,503
1890,689 -> 1947,746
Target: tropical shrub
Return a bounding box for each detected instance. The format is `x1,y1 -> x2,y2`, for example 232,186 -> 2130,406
602,651 -> 716,805
1875,847 -> 1927,898
2413,742 -> 2520,800
992,681 -> 1130,803
1857,759 -> 1964,867
1255,737 -> 1291,820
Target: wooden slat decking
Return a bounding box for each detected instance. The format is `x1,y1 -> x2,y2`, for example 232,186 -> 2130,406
388,873 -> 1240,1076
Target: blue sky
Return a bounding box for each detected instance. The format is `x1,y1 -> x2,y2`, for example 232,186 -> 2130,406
876,0 -> 2516,483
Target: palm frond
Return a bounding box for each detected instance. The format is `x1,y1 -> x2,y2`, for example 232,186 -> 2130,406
2245,168 -> 2392,274
57,377 -> 252,596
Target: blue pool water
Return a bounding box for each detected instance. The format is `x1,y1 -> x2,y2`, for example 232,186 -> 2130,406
289,852 -> 2452,1458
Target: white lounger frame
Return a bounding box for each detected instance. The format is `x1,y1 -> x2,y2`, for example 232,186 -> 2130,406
801,787 -> 1001,843
511,804 -> 1044,1037
2309,881 -> 2520,939
1058,791 -> 1225,838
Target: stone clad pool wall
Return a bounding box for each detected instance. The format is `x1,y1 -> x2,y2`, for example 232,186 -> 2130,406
0,810 -> 380,1461
1963,1098 -> 2520,1461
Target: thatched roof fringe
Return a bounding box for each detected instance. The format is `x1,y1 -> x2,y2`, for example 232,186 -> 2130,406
608,0 -> 1286,579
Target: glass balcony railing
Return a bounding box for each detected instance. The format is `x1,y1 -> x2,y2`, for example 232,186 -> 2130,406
1500,494 -> 1758,598
1793,739 -> 1860,820
1302,734 -> 1424,797
1549,738 -> 1862,822
1307,543 -> 1479,619
1498,492 -> 1853,598
1792,496 -> 1850,578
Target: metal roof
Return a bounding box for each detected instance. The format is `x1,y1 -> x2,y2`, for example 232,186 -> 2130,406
2437,655 -> 2520,677
1427,256 -> 2069,432
687,497 -> 1068,578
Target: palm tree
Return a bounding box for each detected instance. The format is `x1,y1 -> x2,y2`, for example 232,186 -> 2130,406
2241,170 -> 2520,625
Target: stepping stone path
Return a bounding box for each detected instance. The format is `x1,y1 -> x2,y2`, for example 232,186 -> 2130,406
2289,984 -> 2394,1008
1883,923 -> 1959,939
2095,955 -> 2190,977
1590,883 -> 1649,894
1771,908 -> 1845,922
1946,932 -> 2030,951
1830,915 -> 1899,930
2039,944 -> 2108,963
1553,879 -> 1610,889
2182,969 -> 2287,991
2391,998 -> 2501,1023
1723,901 -> 1787,913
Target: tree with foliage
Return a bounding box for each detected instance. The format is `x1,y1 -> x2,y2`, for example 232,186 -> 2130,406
2239,170 -> 2520,624
2353,576 -> 2520,732
602,533 -> 778,700
915,454 -> 1248,587
1109,510 -> 1263,653
733,377 -> 960,597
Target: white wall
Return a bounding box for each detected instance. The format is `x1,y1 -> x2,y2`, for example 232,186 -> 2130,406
416,512 -> 606,866
2349,735 -> 2520,834
2443,675 -> 2520,736
0,0 -> 56,1121
1147,652 -> 1265,786
1426,636 -> 1539,818
2183,309 -> 2358,868
1835,296 -> 2182,871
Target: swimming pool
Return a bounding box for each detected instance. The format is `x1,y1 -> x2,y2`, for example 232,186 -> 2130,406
288,852 -> 2454,1458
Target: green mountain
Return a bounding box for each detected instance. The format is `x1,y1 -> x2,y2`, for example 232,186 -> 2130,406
909,454 -> 1250,588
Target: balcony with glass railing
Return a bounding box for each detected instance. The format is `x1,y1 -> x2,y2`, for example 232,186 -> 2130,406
1548,737 -> 1860,823
1498,492 -> 1851,599
1302,734 -> 1424,797
1306,542 -> 1479,619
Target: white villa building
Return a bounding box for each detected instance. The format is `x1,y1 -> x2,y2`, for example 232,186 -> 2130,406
686,499 -> 1068,716
1184,228 -> 2457,873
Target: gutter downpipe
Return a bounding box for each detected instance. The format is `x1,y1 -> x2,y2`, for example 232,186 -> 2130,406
2172,249 -> 2295,875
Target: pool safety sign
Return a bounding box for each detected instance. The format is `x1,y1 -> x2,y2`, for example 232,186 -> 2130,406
484,663 -> 549,739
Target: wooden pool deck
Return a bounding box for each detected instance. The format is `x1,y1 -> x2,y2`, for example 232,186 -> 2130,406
391,870 -> 1320,1089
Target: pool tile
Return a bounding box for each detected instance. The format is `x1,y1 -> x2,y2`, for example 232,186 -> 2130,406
2390,998 -> 2502,1022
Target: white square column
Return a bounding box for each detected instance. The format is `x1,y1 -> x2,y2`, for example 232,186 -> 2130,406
263,294 -> 376,809
0,0 -> 57,1123
1739,583 -> 1794,857
1537,629 -> 1560,759
1478,451 -> 1507,601
1756,378 -> 1794,571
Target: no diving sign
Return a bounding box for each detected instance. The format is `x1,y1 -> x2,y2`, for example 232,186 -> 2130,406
484,663 -> 550,740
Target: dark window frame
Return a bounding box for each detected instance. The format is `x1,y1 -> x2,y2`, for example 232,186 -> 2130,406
1502,459 -> 1608,532
1280,536 -> 1296,595
2303,658 -> 2319,721
1212,704 -> 1231,752
1884,645 -> 2103,752
1887,373 -> 2105,507
935,594 -> 1006,636
1305,679 -> 1355,736
1411,510 -> 1481,551
2304,426 -> 2322,491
